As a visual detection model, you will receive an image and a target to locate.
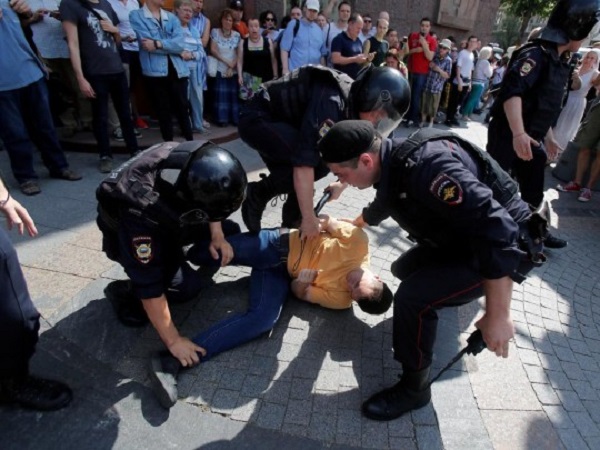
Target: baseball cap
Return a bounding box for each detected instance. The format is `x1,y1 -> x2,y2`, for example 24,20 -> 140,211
306,0 -> 320,11
229,0 -> 243,10
319,121 -> 378,163
439,38 -> 452,49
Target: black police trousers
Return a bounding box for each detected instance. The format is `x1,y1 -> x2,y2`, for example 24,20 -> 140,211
392,245 -> 484,372
0,228 -> 40,378
487,118 -> 547,208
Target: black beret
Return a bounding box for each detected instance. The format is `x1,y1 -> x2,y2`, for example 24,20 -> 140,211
319,120 -> 378,163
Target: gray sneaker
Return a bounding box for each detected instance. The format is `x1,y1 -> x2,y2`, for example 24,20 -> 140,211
99,157 -> 113,173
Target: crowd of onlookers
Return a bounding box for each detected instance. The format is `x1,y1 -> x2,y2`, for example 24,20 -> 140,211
4,0 -> 600,196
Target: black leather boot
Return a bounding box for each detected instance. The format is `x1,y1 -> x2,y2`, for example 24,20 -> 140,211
149,351 -> 183,409
0,374 -> 72,411
241,174 -> 279,232
544,233 -> 567,249
362,367 -> 431,421
104,280 -> 148,327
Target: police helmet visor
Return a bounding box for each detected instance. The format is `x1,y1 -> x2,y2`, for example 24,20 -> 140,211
350,66 -> 409,137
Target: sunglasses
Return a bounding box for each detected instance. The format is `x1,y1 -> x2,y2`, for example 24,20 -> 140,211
364,19 -> 372,22
265,17 -> 274,21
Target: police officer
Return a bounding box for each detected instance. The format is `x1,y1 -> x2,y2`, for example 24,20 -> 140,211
96,141 -> 246,367
487,0 -> 600,249
319,118 -> 543,421
239,65 -> 407,238
0,176 -> 72,410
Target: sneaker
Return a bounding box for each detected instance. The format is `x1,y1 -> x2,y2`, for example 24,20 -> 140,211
149,351 -> 182,409
578,188 -> 592,202
556,181 -> 581,192
112,127 -> 124,142
202,120 -> 211,129
99,157 -> 113,173
0,374 -> 72,411
50,168 -> 82,181
134,117 -> 149,129
19,180 -> 41,196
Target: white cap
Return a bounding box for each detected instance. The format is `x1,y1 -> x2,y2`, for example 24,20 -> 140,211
306,0 -> 320,11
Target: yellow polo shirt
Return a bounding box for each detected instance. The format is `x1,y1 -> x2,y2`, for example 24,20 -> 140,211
287,222 -> 370,309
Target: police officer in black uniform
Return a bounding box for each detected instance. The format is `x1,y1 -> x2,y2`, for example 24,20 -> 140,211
239,65 -> 406,239
487,0 -> 600,249
0,176 -> 72,411
97,141 -> 246,368
319,117 -> 545,421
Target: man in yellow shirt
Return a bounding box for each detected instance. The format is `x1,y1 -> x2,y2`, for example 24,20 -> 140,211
149,215 -> 392,408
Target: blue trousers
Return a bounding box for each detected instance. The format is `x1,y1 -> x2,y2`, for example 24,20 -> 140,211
0,228 -> 40,377
0,77 -> 69,183
187,229 -> 289,360
407,73 -> 428,123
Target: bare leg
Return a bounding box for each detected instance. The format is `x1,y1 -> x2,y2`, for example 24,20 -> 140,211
575,148 -> 591,185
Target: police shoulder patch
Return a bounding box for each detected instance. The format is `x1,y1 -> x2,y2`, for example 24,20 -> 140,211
519,58 -> 536,77
430,173 -> 463,205
318,119 -> 335,139
132,236 -> 153,264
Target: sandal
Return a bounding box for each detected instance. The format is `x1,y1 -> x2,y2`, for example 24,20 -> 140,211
20,180 -> 41,196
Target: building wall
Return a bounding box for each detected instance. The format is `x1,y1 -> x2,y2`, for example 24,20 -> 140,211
203,0 -> 501,46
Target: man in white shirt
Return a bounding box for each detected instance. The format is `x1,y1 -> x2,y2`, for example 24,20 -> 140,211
445,35 -> 477,126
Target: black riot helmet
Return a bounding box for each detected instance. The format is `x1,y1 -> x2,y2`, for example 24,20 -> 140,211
540,0 -> 600,44
349,66 -> 410,137
179,144 -> 247,222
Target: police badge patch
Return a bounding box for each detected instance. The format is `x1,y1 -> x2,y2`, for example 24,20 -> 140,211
318,119 -> 335,138
430,173 -> 463,205
132,236 -> 153,264
519,58 -> 536,76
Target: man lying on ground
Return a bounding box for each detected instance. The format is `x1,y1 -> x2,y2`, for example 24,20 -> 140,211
149,215 -> 393,408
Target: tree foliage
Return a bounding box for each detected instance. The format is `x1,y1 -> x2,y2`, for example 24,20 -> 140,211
500,0 -> 557,44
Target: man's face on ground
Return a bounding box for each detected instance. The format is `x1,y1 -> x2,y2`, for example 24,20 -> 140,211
420,21 -> 430,35
346,269 -> 379,301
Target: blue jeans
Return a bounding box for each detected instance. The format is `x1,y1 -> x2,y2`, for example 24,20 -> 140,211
407,73 -> 428,123
0,77 -> 69,183
187,229 -> 289,360
188,66 -> 205,131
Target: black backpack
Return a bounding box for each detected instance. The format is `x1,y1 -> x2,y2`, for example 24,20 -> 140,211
275,19 -> 300,75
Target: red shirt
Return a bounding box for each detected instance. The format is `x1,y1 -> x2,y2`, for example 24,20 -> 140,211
407,32 -> 437,74
233,21 -> 249,38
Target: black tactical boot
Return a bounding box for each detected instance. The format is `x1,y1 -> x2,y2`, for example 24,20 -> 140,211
242,175 -> 273,233
104,280 -> 148,327
0,374 -> 73,411
149,351 -> 182,409
281,192 -> 301,229
362,367 -> 431,421
544,233 -> 567,249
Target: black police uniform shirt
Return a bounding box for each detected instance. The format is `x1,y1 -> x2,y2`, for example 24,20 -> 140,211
362,138 -> 531,280
491,42 -> 570,140
249,67 -> 350,168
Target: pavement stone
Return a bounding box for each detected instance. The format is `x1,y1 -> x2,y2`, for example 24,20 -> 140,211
3,117 -> 600,449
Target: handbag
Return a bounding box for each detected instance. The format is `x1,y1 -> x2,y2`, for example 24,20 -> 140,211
239,72 -> 262,101
207,56 -> 218,77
